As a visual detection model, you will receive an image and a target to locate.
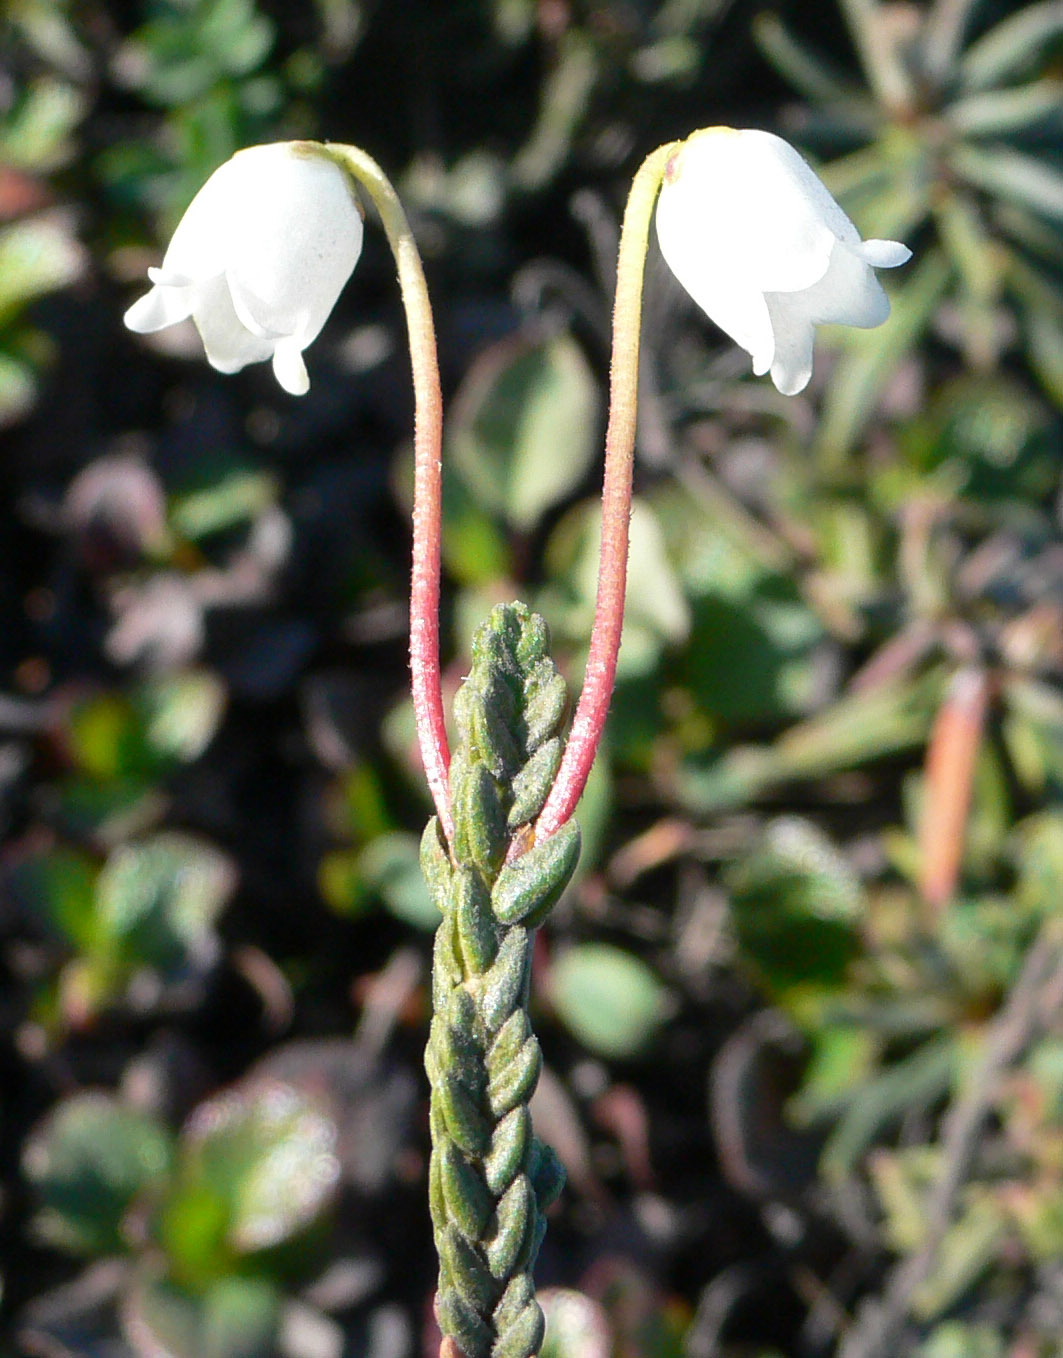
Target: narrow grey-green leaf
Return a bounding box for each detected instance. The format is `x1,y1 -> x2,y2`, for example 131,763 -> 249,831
492,821 -> 581,926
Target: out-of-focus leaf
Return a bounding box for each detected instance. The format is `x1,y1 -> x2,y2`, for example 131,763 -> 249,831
1011,1185 -> 1063,1263
933,194 -> 1002,368
449,333 -> 599,533
318,848 -> 371,920
817,248 -> 952,465
1010,261 -> 1063,404
793,1023 -> 877,1121
161,1082 -> 339,1280
137,671 -> 227,765
66,693 -> 152,781
630,34 -> 701,85
512,31 -> 598,190
549,944 -> 670,1059
951,144 -> 1063,224
836,0 -> 914,108
899,373 -> 1050,495
359,831 -> 440,930
0,77 -> 85,170
870,1147 -> 941,1252
9,848 -> 99,951
682,578 -> 822,726
0,349 -> 38,425
678,671 -> 944,814
822,1036 -> 955,1178
493,0 -> 536,45
0,215 -> 83,326
959,2 -> 1063,91
49,776 -> 167,848
727,818 -> 864,997
918,1323 -> 1006,1358
947,81 -> 1063,138
1003,678 -> 1063,793
124,1273 -> 280,1358
404,150 -> 507,227
23,1093 -> 173,1256
95,832 -> 236,973
10,0 -> 93,80
441,462 -> 512,586
1026,1037 -> 1063,1121
540,1289 -> 611,1358
113,0 -> 275,105
911,1195 -> 1006,1319
939,896 -> 1029,999
170,469 -> 279,541
1012,813 -> 1063,916
544,497 -> 689,678
753,13 -> 859,102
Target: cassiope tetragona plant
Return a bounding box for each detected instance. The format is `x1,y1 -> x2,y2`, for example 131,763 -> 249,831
123,128 -> 910,1358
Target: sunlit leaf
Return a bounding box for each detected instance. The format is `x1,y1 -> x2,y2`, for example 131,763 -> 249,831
727,817 -> 865,996
951,144 -> 1063,224
95,832 -> 236,972
124,1273 -> 281,1358
24,1093 -> 173,1256
550,944 -> 670,1058
449,333 -> 599,533
960,1 -> 1063,91
0,215 -> 83,326
161,1082 -> 339,1279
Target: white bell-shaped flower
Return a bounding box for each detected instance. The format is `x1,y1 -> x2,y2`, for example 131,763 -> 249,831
655,128 -> 911,395
124,142 -> 364,396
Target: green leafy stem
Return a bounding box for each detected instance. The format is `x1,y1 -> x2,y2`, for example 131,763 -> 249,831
422,602 -> 581,1358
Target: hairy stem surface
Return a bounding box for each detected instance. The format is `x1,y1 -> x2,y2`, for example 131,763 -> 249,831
326,143 -> 453,843
535,141 -> 678,841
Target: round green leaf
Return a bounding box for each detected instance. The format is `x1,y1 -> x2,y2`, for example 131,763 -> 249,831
95,832 -> 236,972
359,831 -> 440,930
171,1081 -> 340,1260
449,333 -> 599,532
124,1274 -> 281,1358
23,1092 -> 173,1256
550,944 -> 669,1059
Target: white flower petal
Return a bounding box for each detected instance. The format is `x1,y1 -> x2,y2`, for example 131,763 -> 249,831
657,235 -> 776,371
271,339 -> 310,396
659,130 -> 847,294
227,273 -> 286,340
148,266 -> 193,287
224,147 -> 363,347
764,295 -> 817,396
192,275 -> 275,374
859,238 -> 913,269
124,284 -> 194,334
805,239 -> 891,329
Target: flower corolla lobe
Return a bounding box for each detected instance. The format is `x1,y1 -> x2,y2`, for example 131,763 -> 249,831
655,128 -> 911,395
124,142 -> 364,395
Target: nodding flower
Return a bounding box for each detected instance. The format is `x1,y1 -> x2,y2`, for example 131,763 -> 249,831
124,142 -> 364,396
655,127 -> 912,395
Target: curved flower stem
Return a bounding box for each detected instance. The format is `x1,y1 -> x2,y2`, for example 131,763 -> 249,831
535,141 -> 679,842
325,144 -> 454,844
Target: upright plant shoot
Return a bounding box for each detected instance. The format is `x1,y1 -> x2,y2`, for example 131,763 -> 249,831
123,126 -> 910,1358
